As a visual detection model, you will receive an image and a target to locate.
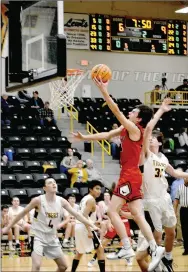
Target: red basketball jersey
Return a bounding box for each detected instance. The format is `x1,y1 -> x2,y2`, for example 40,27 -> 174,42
120,124 -> 144,168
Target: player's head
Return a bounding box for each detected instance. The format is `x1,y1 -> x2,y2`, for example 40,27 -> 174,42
67,148 -> 73,156
149,131 -> 164,151
1,205 -> 9,216
88,180 -> 103,199
33,91 -> 39,98
183,79 -> 187,85
103,191 -> 111,202
44,101 -> 50,109
43,178 -> 57,193
67,194 -> 76,205
128,105 -> 153,128
11,197 -> 20,208
112,123 -> 118,130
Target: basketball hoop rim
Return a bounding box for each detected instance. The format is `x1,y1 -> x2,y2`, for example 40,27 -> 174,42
67,69 -> 84,76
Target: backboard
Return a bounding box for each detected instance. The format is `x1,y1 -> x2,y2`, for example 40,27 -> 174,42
6,1 -> 66,92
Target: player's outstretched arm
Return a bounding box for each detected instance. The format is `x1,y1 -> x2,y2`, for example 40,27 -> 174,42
69,126 -> 123,143
93,77 -> 140,136
142,98 -> 172,156
166,164 -> 188,179
2,197 -> 40,234
62,198 -> 98,230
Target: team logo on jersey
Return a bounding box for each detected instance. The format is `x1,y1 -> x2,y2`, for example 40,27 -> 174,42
45,212 -> 58,219
119,184 -> 130,196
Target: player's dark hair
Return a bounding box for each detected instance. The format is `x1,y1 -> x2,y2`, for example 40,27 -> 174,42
68,194 -> 76,199
42,177 -> 56,187
152,130 -> 164,151
88,180 -> 103,190
136,104 -> 154,128
1,205 -> 9,210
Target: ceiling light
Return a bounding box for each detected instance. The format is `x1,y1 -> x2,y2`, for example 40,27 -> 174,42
175,7 -> 188,13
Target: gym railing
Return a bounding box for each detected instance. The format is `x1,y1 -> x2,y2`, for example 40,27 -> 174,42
86,122 -> 111,168
61,104 -> 78,132
145,90 -> 188,106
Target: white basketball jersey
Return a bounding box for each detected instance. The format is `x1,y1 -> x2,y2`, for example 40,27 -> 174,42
77,194 -> 96,224
143,152 -> 169,198
30,194 -> 63,235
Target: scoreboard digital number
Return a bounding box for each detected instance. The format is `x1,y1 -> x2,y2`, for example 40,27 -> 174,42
89,14 -> 111,51
88,14 -> 187,56
167,20 -> 187,56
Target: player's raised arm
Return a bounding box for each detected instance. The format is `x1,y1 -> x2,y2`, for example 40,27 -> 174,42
142,98 -> 172,156
93,77 -> 140,137
69,126 -> 123,143
61,198 -> 98,230
2,197 -> 40,234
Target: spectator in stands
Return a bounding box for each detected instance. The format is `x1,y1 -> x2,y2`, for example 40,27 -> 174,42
150,85 -> 161,104
176,79 -> 188,92
8,197 -> 30,250
86,159 -> 103,182
171,168 -> 184,202
68,160 -> 88,188
39,101 -> 56,126
1,205 -> 15,251
174,128 -> 188,148
29,91 -> 44,109
176,79 -> 188,100
1,154 -> 8,164
60,148 -> 79,173
109,123 -> 121,159
1,94 -> 12,121
61,194 -> 79,248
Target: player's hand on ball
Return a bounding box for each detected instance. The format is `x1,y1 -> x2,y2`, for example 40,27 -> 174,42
161,98 -> 172,112
93,77 -> 109,92
68,131 -> 84,143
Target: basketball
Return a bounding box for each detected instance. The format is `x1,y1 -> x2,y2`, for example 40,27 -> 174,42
91,64 -> 112,82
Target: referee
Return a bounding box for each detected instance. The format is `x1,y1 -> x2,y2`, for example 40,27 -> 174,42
174,178 -> 188,255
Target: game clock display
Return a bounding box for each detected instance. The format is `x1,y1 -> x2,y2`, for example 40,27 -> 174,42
88,15 -> 187,56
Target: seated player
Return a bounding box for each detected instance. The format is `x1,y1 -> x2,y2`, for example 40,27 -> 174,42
71,180 -> 105,272
61,194 -> 79,248
8,197 -> 30,250
88,203 -> 133,267
1,205 -> 15,251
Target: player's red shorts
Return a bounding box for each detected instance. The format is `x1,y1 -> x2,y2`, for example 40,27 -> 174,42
104,220 -> 131,239
113,167 -> 142,202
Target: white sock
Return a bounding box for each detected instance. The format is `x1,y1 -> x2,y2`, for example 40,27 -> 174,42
149,239 -> 157,252
70,237 -> 74,243
121,237 -> 131,249
9,241 -> 13,247
63,238 -> 68,243
16,240 -> 20,244
165,251 -> 172,260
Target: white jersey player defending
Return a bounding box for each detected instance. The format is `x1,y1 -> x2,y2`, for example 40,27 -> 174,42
137,99 -> 188,272
71,180 -> 105,272
2,178 -> 98,272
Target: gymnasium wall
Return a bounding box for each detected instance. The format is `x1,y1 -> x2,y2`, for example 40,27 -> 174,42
3,1 -> 188,103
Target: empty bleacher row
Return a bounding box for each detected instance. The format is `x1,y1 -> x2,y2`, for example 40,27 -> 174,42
1,185 -> 106,205
73,97 -> 188,136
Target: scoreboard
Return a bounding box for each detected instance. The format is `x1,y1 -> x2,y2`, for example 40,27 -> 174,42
89,15 -> 187,56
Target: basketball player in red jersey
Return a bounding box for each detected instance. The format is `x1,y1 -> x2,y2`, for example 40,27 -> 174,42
70,78 -> 165,271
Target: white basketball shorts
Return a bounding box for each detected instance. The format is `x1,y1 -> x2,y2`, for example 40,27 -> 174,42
75,223 -> 94,254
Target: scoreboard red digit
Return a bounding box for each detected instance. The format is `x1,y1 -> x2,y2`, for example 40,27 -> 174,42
88,14 -> 187,56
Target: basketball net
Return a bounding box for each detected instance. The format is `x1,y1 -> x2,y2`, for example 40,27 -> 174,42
49,69 -> 85,110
